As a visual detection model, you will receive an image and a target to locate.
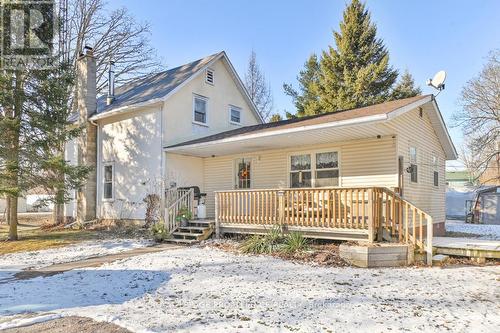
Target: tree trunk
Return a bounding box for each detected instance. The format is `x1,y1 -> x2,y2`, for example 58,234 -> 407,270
8,196 -> 18,240
53,201 -> 65,225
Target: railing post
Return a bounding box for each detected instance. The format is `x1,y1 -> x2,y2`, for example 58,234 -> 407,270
426,216 -> 433,266
215,192 -> 220,238
367,188 -> 374,243
278,190 -> 285,225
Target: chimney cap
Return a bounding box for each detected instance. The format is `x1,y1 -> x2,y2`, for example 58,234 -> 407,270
83,45 -> 94,56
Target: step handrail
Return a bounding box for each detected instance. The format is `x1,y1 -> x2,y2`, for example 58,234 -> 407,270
164,188 -> 195,233
376,187 -> 433,265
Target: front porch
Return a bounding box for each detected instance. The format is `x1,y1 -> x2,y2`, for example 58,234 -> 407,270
214,186 -> 434,263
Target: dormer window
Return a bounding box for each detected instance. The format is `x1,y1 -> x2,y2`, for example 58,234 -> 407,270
206,69 -> 214,85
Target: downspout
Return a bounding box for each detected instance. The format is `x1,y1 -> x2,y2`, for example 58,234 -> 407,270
160,103 -> 165,221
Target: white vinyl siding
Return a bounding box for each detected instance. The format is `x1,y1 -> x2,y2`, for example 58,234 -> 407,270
388,105 -> 447,228
203,136 -> 397,217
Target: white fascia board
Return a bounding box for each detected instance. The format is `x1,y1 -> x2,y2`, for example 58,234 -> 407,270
90,52 -> 226,122
164,113 -> 388,152
430,98 -> 458,160
386,95 -> 433,120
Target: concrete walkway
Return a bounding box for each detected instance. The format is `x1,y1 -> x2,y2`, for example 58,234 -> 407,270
11,243 -> 181,281
433,237 -> 500,259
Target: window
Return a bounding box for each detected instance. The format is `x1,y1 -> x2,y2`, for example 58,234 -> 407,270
235,158 -> 251,189
290,154 -> 312,188
409,146 -> 417,183
193,95 -> 207,124
103,164 -> 113,200
290,151 -> 339,188
315,152 -> 339,187
230,106 -> 241,124
206,69 -> 214,85
432,154 -> 439,187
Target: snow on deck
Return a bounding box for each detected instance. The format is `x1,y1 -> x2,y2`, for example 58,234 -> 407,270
1,247 -> 498,332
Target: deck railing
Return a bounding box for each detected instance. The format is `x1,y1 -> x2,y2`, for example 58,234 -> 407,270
164,188 -> 195,233
215,186 -> 433,264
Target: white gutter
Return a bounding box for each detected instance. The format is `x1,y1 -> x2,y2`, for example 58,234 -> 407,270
430,97 -> 458,160
164,113 -> 389,151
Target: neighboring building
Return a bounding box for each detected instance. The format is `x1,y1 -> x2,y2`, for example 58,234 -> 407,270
445,170 -> 474,219
66,49 -> 457,240
0,197 -> 28,214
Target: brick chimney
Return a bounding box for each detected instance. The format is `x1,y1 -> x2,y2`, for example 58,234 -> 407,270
76,46 -> 97,223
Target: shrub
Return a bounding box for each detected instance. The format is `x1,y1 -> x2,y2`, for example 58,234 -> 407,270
282,232 -> 309,254
239,225 -> 284,254
151,222 -> 169,242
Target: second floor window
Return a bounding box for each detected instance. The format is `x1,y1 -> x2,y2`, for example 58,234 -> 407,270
193,95 -> 207,124
230,106 -> 241,124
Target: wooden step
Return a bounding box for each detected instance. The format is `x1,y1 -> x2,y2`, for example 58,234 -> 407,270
165,238 -> 198,244
189,220 -> 214,226
178,226 -> 208,231
172,232 -> 203,238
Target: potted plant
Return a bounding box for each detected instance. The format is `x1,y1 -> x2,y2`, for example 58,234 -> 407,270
175,206 -> 192,227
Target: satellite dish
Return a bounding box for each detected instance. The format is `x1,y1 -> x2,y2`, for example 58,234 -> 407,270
426,70 -> 446,91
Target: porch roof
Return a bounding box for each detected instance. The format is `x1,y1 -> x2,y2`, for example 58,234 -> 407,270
164,95 -> 457,159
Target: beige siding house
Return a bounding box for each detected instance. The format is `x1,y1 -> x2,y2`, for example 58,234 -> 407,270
69,49 -> 456,258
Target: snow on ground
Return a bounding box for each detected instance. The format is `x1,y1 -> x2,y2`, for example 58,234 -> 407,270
1,247 -> 498,333
0,239 -> 152,280
446,219 -> 500,240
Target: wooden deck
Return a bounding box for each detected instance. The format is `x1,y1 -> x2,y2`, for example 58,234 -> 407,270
215,186 -> 434,264
433,237 -> 500,259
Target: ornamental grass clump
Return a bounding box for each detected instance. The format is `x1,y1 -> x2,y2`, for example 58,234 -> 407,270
240,225 -> 284,254
282,232 -> 310,254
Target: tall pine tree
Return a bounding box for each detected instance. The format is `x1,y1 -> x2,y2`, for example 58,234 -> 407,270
283,54 -> 322,117
318,0 -> 398,111
390,69 -> 422,100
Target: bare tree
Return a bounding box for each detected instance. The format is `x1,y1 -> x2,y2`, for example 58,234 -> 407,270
244,51 -> 273,121
454,50 -> 500,185
62,0 -> 163,95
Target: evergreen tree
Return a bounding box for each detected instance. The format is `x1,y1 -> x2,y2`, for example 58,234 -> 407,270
269,114 -> 283,122
390,69 -> 422,100
283,54 -> 322,117
318,0 -> 398,111
28,65 -> 90,225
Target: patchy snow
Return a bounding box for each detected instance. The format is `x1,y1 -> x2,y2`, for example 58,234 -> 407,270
446,220 -> 500,240
0,239 -> 152,281
1,247 -> 499,332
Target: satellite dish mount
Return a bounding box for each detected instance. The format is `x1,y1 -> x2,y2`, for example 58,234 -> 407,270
426,70 -> 446,96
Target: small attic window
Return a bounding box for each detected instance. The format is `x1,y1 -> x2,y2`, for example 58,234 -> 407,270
419,107 -> 423,118
206,69 -> 214,85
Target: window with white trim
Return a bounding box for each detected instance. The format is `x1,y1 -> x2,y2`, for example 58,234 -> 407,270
315,152 -> 339,187
235,158 -> 251,189
206,69 -> 214,85
432,154 -> 439,187
193,95 -> 207,124
103,164 -> 114,200
290,151 -> 339,188
409,146 -> 418,183
230,106 -> 241,124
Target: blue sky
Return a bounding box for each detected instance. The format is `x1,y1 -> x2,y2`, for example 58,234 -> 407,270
110,0 -> 500,168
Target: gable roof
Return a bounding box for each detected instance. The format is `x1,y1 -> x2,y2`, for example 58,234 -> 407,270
165,94 -> 458,160
89,51 -> 263,122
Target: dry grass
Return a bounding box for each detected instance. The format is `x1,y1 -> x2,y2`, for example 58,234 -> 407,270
0,224 -> 98,255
